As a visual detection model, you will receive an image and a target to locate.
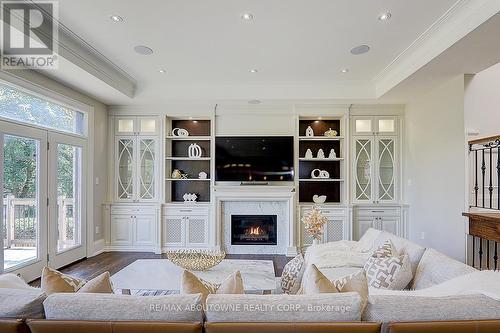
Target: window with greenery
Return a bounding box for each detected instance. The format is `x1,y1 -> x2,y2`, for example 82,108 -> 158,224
0,83 -> 85,135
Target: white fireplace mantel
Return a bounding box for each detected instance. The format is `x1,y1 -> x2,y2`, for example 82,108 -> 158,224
213,185 -> 297,256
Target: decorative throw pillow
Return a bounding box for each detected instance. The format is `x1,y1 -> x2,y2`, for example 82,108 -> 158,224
0,273 -> 38,290
364,254 -> 413,290
371,240 -> 398,258
281,253 -> 305,294
77,272 -> 114,294
299,264 -> 338,294
332,269 -> 369,311
41,267 -> 114,295
181,270 -> 244,302
41,267 -> 86,295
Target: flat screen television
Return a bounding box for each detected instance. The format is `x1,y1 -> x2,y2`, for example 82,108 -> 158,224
215,136 -> 294,182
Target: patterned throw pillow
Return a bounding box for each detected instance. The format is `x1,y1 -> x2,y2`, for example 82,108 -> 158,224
371,240 -> 398,258
364,254 -> 413,290
281,253 -> 305,294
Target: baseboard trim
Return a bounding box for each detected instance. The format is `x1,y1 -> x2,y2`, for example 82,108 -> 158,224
90,239 -> 105,257
103,246 -> 158,252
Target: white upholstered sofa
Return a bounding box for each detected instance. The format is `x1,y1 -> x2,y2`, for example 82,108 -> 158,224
300,228 -> 500,324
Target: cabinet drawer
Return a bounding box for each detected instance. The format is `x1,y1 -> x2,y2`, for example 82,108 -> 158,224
111,206 -> 156,215
355,208 -> 400,217
163,206 -> 209,217
300,206 -> 345,217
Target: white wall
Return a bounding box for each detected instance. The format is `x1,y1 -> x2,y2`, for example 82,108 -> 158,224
464,62 -> 500,138
0,70 -> 108,246
404,75 -> 466,261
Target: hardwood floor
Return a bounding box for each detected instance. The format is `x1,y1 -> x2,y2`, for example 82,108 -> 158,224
30,252 -> 290,286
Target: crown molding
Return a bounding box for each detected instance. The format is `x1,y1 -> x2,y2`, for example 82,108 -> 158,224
13,0 -> 137,98
55,24 -> 136,98
374,0 -> 500,98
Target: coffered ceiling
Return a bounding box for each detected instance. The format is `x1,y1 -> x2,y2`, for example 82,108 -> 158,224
31,0 -> 500,104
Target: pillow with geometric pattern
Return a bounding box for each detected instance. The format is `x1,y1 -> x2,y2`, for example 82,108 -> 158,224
363,254 -> 412,290
281,253 -> 305,294
371,239 -> 398,258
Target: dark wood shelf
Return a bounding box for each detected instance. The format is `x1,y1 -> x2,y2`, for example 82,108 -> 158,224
167,118 -> 212,203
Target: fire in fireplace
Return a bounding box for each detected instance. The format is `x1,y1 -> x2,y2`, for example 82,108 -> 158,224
231,215 -> 277,245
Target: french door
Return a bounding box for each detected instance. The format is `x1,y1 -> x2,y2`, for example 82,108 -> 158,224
0,122 -> 47,280
47,133 -> 87,269
0,121 -> 86,281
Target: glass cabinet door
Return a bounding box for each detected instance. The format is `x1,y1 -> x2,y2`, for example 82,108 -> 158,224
138,138 -> 156,200
138,118 -> 157,135
116,118 -> 135,135
117,138 -> 135,200
354,138 -> 373,201
377,137 -> 396,201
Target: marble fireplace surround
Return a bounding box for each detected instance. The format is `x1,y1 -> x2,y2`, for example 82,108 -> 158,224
214,186 -> 297,256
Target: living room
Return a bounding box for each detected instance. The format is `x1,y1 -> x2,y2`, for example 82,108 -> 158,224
1,1 -> 500,332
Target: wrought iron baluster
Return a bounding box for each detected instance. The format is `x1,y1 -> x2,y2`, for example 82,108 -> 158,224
472,236 -> 476,268
479,237 -> 483,270
497,146 -> 500,210
475,150 -> 479,207
490,148 -> 494,208
482,150 -> 486,208
487,240 -> 490,270
495,242 -> 498,271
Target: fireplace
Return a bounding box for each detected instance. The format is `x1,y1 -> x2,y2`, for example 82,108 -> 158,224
231,215 -> 278,245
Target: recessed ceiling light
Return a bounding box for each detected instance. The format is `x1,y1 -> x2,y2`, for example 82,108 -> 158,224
159,69 -> 166,73
350,45 -> 370,55
248,99 -> 261,104
378,12 -> 392,21
134,45 -> 153,55
110,15 -> 123,22
241,13 -> 254,21
341,68 -> 349,73
249,69 -> 258,73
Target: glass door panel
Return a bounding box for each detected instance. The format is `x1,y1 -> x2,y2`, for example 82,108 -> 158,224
56,144 -> 82,253
355,138 -> 372,201
48,133 -> 86,269
3,135 -> 39,269
378,119 -> 395,133
116,118 -> 135,135
0,121 -> 47,281
377,138 -> 395,201
139,138 -> 156,200
117,138 -> 135,200
354,119 -> 372,134
139,118 -> 157,134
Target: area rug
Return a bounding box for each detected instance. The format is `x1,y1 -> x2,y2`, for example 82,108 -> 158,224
111,259 -> 277,294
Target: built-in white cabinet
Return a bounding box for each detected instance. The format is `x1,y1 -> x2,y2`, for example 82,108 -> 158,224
108,205 -> 157,249
114,116 -> 159,202
353,206 -> 405,240
299,205 -> 349,246
352,116 -> 399,204
352,116 -> 398,136
162,204 -> 209,248
115,116 -> 159,136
